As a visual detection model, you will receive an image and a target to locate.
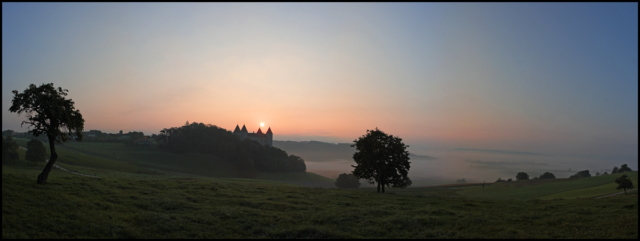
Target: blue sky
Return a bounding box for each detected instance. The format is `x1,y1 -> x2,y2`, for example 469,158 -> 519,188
2,3 -> 638,168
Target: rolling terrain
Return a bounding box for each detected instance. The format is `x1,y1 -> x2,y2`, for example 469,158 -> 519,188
3,140 -> 638,238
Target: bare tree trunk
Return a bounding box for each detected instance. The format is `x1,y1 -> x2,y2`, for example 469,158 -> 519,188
377,174 -> 381,193
37,136 -> 57,184
624,188 -> 627,194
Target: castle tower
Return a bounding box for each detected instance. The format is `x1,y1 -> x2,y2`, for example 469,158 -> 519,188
266,127 -> 273,146
234,124 -> 248,140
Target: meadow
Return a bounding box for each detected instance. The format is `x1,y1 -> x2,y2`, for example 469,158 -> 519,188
3,139 -> 637,238
12,138 -> 334,185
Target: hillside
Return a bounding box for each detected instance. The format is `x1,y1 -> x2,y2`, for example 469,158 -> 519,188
12,137 -> 334,186
2,161 -> 637,238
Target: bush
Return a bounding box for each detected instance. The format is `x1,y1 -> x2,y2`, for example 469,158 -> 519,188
495,178 -> 505,183
539,172 -> 556,179
507,178 -> 512,182
335,173 -> 360,188
516,172 -> 529,180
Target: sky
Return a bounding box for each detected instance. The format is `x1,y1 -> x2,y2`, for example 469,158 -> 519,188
2,3 -> 638,169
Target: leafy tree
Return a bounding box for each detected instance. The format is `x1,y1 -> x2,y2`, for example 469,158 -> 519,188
26,139 -> 46,164
495,178 -> 505,182
2,136 -> 20,164
516,172 -> 529,180
9,83 -> 84,184
595,172 -> 600,176
612,166 -> 619,174
615,174 -> 634,194
507,178 -> 512,182
539,172 -> 556,179
603,172 -> 608,175
335,173 -> 361,188
351,128 -> 411,193
569,170 -> 591,179
618,164 -> 632,173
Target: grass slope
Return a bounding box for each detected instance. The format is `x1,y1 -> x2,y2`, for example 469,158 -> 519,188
454,171 -> 638,200
12,138 -> 334,184
2,163 -> 637,239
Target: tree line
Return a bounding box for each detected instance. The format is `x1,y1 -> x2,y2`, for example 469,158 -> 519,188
154,121 -> 306,177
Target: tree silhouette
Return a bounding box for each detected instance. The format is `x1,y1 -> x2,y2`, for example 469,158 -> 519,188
351,128 -> 411,193
9,83 -> 84,184
539,172 -> 556,179
516,172 -> 529,180
615,174 -> 634,194
618,164 -> 632,173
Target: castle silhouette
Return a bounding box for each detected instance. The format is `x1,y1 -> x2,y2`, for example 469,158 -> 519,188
233,124 -> 273,147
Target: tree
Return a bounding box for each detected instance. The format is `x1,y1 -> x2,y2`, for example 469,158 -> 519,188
507,178 -> 512,182
26,139 -> 46,164
516,172 -> 529,180
615,174 -> 634,194
495,178 -> 505,182
603,172 -> 608,175
2,136 -> 20,164
569,170 -> 591,179
335,173 -> 361,188
618,164 -> 632,173
612,166 -> 619,174
456,178 -> 467,183
9,83 -> 84,184
351,128 -> 411,193
595,172 -> 600,176
539,172 -> 556,179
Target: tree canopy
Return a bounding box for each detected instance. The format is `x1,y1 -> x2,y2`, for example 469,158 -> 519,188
569,170 -> 591,179
9,83 -> 84,184
618,164 -> 632,173
615,174 -> 634,194
351,128 -> 411,193
539,172 -> 556,179
516,172 -> 529,180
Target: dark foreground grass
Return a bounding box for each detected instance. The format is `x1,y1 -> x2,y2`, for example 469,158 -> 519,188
2,165 -> 637,239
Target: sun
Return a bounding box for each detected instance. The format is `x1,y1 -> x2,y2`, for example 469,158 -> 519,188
260,122 -> 264,127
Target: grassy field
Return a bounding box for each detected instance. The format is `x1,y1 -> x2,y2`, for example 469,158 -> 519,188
2,161 -> 638,239
452,171 -> 639,200
12,138 -> 334,184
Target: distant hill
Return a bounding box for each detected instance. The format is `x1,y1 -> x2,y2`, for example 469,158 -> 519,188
272,140 -> 436,162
